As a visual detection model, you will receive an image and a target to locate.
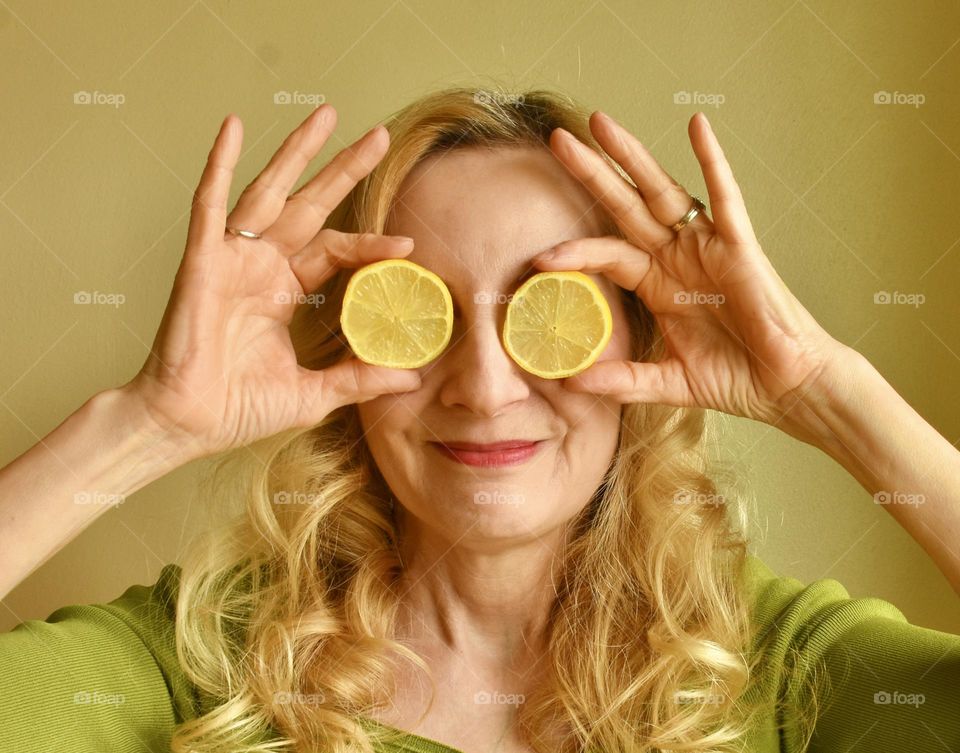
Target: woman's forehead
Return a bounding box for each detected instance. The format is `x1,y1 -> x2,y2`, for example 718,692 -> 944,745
389,146 -> 610,235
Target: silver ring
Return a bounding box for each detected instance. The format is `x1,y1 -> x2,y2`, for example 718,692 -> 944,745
670,196 -> 705,232
225,226 -> 262,240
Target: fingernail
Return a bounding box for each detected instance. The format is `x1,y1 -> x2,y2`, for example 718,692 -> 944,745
536,248 -> 557,261
395,236 -> 415,248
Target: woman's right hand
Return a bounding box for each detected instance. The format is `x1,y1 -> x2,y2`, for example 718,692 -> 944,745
120,104 -> 422,461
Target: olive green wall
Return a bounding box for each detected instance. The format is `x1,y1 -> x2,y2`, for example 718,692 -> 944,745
2,1 -> 959,634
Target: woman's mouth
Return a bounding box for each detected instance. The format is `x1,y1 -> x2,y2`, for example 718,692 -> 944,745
429,440 -> 545,467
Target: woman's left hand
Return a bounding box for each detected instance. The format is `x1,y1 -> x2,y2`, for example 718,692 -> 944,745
534,110 -> 852,438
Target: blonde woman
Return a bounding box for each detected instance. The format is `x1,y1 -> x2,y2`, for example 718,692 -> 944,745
1,87 -> 958,753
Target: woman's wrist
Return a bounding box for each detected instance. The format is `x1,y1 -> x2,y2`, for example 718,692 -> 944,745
92,384 -> 203,491
775,342 -> 924,496
769,342 -> 872,464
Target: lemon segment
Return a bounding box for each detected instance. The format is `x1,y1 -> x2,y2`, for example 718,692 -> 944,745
503,271 -> 613,379
340,258 -> 454,369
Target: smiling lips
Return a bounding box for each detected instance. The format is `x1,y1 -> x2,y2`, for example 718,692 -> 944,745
438,440 -> 541,452
430,439 -> 545,467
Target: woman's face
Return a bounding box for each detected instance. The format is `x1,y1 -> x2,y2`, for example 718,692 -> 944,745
357,145 -> 633,547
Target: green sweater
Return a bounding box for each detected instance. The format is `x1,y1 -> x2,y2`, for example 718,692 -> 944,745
1,555 -> 957,752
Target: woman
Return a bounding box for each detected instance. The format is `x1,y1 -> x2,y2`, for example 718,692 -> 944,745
1,86 -> 958,753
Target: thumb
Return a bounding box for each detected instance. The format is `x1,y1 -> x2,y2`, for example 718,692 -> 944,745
296,357 -> 422,424
563,359 -> 693,408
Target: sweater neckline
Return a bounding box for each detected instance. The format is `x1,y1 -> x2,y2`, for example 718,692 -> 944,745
358,714 -> 466,753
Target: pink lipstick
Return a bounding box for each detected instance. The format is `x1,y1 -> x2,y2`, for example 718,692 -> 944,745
430,440 -> 544,467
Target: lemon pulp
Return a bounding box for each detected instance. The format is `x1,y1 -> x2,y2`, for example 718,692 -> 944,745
503,271 -> 613,379
340,258 -> 453,369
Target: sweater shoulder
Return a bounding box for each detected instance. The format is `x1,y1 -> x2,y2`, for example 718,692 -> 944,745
0,563 -> 202,751
61,563 -> 201,723
739,553 -> 960,752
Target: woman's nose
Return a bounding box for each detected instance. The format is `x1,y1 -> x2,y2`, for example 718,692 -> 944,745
432,313 -> 531,417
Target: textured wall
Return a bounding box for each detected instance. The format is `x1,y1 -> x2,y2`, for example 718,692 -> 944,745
2,0 -> 958,633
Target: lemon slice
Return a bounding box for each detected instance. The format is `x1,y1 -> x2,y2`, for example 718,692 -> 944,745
503,271 -> 613,379
340,258 -> 453,369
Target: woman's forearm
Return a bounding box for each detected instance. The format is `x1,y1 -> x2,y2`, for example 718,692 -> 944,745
0,386 -> 193,600
792,346 -> 960,594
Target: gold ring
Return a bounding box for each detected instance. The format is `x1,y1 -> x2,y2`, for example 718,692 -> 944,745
670,196 -> 705,232
225,226 -> 262,240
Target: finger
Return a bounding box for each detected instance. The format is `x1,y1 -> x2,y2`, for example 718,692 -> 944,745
187,114 -> 243,248
531,234 -> 710,311
589,110 -> 713,234
549,127 -> 675,253
225,104 -> 337,234
288,229 -> 415,294
688,112 -> 757,247
296,358 -> 421,425
563,357 -> 695,408
262,124 -> 391,256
